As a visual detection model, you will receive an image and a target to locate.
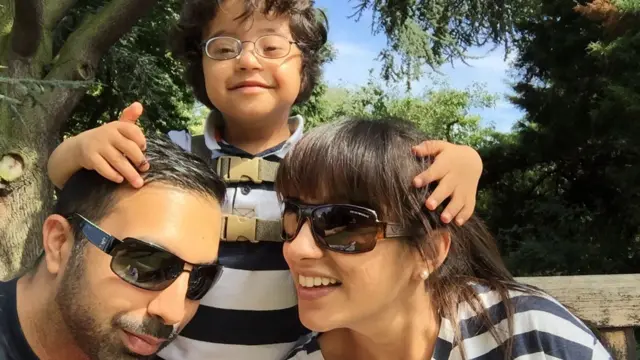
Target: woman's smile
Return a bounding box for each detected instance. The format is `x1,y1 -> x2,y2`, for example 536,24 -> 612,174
295,273 -> 342,301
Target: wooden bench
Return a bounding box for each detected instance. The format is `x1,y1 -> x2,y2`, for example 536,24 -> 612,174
517,274 -> 640,360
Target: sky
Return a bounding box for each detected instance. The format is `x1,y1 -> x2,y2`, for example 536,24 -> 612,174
315,0 -> 525,132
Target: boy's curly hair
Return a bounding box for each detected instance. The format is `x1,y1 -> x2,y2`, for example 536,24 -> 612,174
170,0 -> 328,109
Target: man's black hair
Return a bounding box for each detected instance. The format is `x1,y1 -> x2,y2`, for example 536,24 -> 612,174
54,134 -> 226,240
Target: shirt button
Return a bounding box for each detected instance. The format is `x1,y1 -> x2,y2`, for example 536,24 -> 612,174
241,185 -> 251,195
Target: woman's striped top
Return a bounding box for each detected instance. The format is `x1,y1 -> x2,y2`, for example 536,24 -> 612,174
285,285 -> 612,360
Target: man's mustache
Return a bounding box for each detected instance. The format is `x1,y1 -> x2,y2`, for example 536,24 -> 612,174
115,315 -> 179,341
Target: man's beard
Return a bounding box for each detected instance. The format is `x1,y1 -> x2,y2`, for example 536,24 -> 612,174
54,247 -> 178,359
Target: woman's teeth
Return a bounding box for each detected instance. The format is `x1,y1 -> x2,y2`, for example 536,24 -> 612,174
299,275 -> 340,288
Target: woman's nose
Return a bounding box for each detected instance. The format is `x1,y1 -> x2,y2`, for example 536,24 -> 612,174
283,221 -> 324,261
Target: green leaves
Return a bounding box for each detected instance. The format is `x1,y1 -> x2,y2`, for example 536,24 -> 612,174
64,0 -> 193,137
297,72 -> 499,149
351,0 -> 534,82
480,0 -> 640,276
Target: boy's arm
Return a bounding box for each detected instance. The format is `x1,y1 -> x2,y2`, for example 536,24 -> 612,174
412,140 -> 483,225
47,103 -> 148,189
47,136 -> 85,189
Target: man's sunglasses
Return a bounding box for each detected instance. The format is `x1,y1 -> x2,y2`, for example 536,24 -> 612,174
69,214 -> 223,300
281,201 -> 412,254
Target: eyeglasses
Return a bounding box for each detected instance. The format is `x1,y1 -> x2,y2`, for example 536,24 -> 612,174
281,201 -> 412,254
202,34 -> 297,60
70,214 -> 223,300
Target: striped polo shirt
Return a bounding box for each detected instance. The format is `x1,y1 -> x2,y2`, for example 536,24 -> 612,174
158,115 -> 309,360
285,284 -> 613,360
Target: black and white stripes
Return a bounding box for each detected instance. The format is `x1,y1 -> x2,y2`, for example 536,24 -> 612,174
159,117 -> 309,360
286,286 -> 612,360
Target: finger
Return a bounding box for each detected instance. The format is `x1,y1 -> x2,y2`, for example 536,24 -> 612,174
88,154 -> 124,184
116,122 -> 147,151
455,199 -> 476,226
441,194 -> 466,224
413,160 -> 449,188
425,175 -> 455,210
103,146 -> 144,188
411,140 -> 450,157
119,102 -> 144,123
113,135 -> 148,172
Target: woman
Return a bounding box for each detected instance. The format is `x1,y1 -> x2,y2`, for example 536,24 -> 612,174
276,118 -> 611,360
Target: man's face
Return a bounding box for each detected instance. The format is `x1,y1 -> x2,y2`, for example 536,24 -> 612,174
54,183 -> 222,360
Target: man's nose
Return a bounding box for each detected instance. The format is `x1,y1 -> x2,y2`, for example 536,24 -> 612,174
146,272 -> 190,326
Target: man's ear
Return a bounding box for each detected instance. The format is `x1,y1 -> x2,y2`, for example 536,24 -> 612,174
42,214 -> 75,276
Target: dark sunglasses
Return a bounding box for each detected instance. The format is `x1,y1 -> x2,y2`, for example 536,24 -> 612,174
281,200 -> 412,254
69,214 -> 223,300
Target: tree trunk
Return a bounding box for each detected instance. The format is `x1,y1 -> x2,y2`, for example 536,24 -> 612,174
0,106 -> 53,280
0,0 -> 48,280
0,0 -> 158,280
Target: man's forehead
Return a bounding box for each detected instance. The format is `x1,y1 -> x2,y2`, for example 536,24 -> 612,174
99,183 -> 221,263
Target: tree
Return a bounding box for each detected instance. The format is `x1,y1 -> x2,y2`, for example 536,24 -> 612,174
351,0 -> 536,82
65,0 -> 196,136
0,0 -> 159,279
479,0 -> 640,276
294,69 -> 503,148
309,73 -> 499,148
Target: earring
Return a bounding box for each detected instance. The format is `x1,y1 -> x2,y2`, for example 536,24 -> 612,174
420,269 -> 430,280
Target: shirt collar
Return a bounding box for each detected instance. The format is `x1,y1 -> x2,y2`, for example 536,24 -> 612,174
203,115 -> 304,159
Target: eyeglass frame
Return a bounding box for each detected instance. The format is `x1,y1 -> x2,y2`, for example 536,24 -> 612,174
281,201 -> 414,254
201,34 -> 298,60
68,213 -> 223,296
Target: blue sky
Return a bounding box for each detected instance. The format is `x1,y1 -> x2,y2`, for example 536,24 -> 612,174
315,0 -> 525,132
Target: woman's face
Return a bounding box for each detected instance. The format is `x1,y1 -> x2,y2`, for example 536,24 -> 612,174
282,201 -> 424,332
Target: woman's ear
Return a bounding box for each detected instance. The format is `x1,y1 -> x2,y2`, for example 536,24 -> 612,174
431,230 -> 451,268
413,230 -> 452,281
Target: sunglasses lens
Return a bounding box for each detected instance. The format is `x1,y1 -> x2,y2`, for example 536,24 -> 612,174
312,206 -> 379,253
186,265 -> 223,300
282,202 -> 301,241
111,240 -> 183,291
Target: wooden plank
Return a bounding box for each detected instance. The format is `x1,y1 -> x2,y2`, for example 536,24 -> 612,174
515,274 -> 640,328
600,328 -> 637,360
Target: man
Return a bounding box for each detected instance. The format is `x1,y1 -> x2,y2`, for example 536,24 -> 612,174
0,135 -> 226,360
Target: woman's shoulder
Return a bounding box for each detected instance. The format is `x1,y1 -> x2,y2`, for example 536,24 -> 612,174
451,283 -> 613,359
284,332 -> 324,360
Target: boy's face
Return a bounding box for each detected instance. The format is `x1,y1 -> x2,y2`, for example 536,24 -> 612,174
202,0 -> 303,123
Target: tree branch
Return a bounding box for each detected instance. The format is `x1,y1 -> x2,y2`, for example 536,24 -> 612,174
11,0 -> 44,58
44,0 -> 78,30
41,0 -> 158,132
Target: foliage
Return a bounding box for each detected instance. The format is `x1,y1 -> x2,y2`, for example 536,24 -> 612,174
350,0 -> 536,82
304,72 -> 499,148
63,0 -> 196,137
479,0 -> 640,276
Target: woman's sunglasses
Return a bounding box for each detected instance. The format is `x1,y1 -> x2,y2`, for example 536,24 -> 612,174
69,214 -> 223,300
281,200 -> 412,254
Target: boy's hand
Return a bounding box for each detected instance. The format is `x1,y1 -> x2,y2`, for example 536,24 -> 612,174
74,102 -> 148,188
412,140 -> 482,225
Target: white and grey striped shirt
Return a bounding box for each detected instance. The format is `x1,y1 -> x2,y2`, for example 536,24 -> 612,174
158,116 -> 309,360
285,285 -> 613,360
